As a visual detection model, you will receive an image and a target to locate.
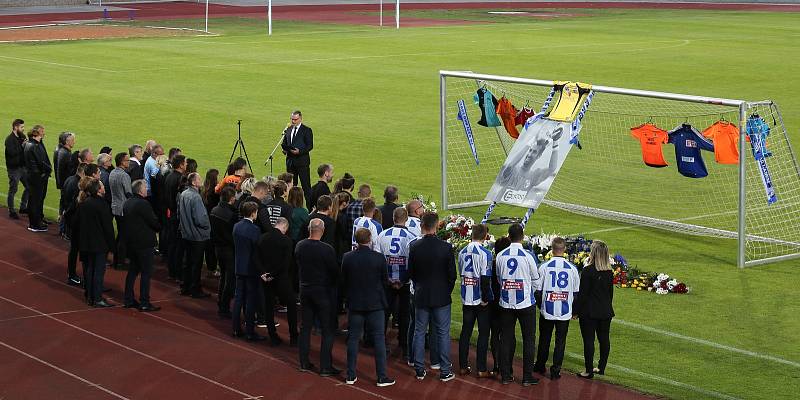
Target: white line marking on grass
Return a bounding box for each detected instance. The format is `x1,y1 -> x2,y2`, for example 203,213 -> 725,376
614,318 -> 800,368
0,294 -> 260,400
141,312 -> 395,400
563,351 -> 742,400
0,340 -> 131,400
0,55 -> 116,73
567,210 -> 737,236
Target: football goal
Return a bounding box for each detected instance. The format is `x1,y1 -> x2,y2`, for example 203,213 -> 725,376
439,70 -> 800,268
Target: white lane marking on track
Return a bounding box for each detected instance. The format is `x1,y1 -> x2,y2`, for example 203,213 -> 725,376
0,298 -> 181,324
0,294 -> 260,400
0,55 -> 117,73
613,318 -> 800,368
0,340 -> 131,400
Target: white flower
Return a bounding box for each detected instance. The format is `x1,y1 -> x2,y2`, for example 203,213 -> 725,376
446,222 -> 456,230
667,279 -> 677,290
656,288 -> 669,295
430,202 -> 436,208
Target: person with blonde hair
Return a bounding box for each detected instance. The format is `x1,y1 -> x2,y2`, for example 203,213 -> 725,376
573,240 -> 615,379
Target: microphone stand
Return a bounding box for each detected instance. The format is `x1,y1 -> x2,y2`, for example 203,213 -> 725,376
264,127 -> 287,177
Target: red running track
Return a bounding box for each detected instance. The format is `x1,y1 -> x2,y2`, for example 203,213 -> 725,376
0,212 -> 655,400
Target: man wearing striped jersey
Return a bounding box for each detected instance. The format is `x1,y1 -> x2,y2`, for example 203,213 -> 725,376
377,207 -> 416,359
404,199 -> 424,237
495,224 -> 541,386
533,237 -> 579,380
351,198 -> 382,251
457,223 -> 494,377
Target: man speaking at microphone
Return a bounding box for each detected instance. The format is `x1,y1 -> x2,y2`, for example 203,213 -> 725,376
281,110 -> 313,207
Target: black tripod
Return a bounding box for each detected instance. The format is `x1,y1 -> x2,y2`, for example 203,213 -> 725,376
228,120 -> 253,175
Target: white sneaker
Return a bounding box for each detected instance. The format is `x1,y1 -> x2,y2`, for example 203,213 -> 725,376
345,376 -> 357,385
431,364 -> 441,370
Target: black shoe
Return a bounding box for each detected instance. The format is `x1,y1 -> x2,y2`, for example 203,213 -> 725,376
245,333 -> 267,342
93,300 -> 114,308
550,366 -> 561,380
67,275 -> 82,286
439,372 -> 455,382
319,367 -> 341,377
576,372 -> 594,379
123,301 -> 141,309
9,212 -> 19,220
232,330 -> 244,338
179,290 -> 192,296
501,376 -> 514,385
521,376 -> 539,386
459,366 -> 471,375
27,225 -> 47,232
43,218 -> 52,225
139,304 -> 161,312
19,208 -> 28,215
298,363 -> 316,372
103,288 -> 111,293
191,291 -> 210,299
415,369 -> 427,380
532,364 -> 546,375
289,336 -> 298,347
376,377 -> 396,387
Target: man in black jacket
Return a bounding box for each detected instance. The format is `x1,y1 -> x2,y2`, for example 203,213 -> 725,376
342,228 -> 395,387
240,181 -> 272,233
122,180 -> 162,312
127,144 -> 144,182
281,110 -> 313,206
164,155 -> 186,280
53,132 -> 75,236
211,186 -> 237,318
257,217 -> 296,346
5,119 -> 28,220
378,185 -> 400,229
408,212 -> 457,382
302,195 -> 336,247
232,202 -> 266,341
23,125 -> 51,232
308,163 -> 333,213
296,218 -> 339,376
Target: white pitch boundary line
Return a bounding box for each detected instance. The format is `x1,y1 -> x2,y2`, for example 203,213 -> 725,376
568,209 -> 738,236
0,340 -> 131,400
0,294 -> 261,400
0,54 -> 117,73
613,319 -> 800,368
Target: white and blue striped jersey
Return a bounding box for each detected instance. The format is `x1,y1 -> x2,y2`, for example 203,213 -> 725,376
536,257 -> 580,320
405,216 -> 421,237
458,242 -> 493,306
352,216 -> 383,251
377,226 -> 417,283
496,243 -> 541,309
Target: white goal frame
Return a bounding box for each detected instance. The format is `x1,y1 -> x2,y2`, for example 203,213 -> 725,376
439,70 -> 800,268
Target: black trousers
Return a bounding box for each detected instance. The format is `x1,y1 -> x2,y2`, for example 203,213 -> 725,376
181,239 -> 204,294
385,284 -> 410,353
166,216 -> 182,279
84,252 -> 107,303
232,275 -> 259,335
124,247 -> 154,305
215,246 -> 235,313
203,240 -> 217,271
489,302 -> 505,372
579,317 -> 612,373
535,316 -> 570,370
113,215 -> 126,267
299,286 -> 333,370
288,164 -> 312,207
459,304 -> 490,371
67,232 -> 80,278
264,278 -> 297,339
499,306 -> 536,379
27,174 -> 47,228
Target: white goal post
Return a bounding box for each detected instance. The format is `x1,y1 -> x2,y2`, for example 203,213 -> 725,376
439,70 -> 800,268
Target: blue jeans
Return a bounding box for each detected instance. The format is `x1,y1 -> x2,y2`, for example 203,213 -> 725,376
413,304 -> 451,374
407,295 -> 440,365
347,309 -> 387,380
6,167 -> 28,213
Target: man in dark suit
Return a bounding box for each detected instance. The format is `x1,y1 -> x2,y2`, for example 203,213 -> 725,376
127,144 -> 144,182
281,110 -> 313,207
408,212 -> 457,382
295,218 -> 339,376
309,163 -> 333,213
232,202 -> 267,341
22,125 -> 51,232
122,179 -> 162,312
211,186 -> 238,318
378,185 -> 400,229
257,217 -> 297,346
341,228 -> 395,387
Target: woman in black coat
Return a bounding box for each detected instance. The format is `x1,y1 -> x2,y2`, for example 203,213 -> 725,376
77,178 -> 116,307
573,240 -> 615,379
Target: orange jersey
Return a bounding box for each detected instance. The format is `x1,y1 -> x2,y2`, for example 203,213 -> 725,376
215,175 -> 242,193
496,97 -> 520,139
702,121 -> 741,164
630,123 -> 669,167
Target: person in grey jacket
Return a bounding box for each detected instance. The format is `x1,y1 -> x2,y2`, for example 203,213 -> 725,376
110,152 -> 132,269
178,171 -> 211,298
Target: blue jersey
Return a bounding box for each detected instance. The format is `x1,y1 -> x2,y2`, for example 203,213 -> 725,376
458,242 -> 493,306
143,157 -> 160,195
668,124 -> 715,178
536,257 -> 580,320
405,216 -> 421,237
495,243 -> 541,309
377,226 -> 416,283
746,115 -> 772,158
352,217 -> 382,251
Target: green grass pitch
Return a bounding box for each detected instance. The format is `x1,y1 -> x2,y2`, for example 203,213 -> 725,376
0,7 -> 798,400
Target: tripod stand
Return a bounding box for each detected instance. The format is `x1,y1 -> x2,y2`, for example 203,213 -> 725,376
228,120 -> 253,175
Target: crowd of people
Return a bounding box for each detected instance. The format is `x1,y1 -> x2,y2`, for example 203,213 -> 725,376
4,114 -> 614,388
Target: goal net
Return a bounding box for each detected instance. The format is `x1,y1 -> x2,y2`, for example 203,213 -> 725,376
439,71 -> 800,267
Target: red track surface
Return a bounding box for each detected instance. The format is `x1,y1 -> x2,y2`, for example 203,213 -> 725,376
0,1 -> 798,28
0,213 -> 656,400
